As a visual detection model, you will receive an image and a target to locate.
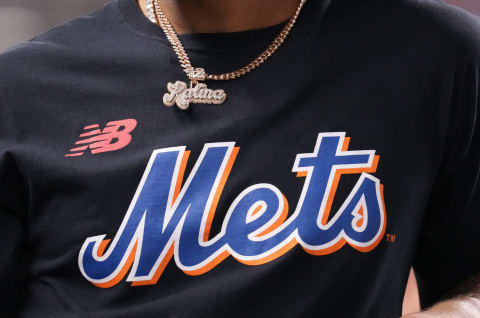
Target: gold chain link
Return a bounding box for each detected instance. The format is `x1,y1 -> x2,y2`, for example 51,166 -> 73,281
151,0 -> 307,81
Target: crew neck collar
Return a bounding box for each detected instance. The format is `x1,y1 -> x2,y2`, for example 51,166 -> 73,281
117,0 -> 314,51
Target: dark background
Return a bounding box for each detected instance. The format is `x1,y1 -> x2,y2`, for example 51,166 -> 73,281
0,0 -> 479,51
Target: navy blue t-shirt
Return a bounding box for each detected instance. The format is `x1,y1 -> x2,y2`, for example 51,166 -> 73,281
1,0 -> 480,316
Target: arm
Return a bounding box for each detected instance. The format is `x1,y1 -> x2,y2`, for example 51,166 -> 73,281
0,151 -> 29,315
403,273 -> 480,317
0,51 -> 30,314
401,58 -> 480,318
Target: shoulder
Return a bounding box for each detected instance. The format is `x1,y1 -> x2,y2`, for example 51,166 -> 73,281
391,0 -> 480,61
0,1 -> 122,83
323,0 -> 480,63
0,0 -> 128,129
0,1 -> 128,116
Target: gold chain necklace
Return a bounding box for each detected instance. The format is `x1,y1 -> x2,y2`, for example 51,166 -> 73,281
148,0 -> 307,110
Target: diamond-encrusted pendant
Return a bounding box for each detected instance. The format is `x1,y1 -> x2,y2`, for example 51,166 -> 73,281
162,68 -> 227,110
163,81 -> 227,110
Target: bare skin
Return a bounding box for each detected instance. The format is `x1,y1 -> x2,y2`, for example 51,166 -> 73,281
135,0 -> 480,317
137,0 -> 299,34
403,273 -> 480,317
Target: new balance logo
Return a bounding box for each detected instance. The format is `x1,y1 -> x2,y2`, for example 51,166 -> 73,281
65,119 -> 137,157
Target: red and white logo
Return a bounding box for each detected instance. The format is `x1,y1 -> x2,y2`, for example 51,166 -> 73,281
65,119 -> 137,157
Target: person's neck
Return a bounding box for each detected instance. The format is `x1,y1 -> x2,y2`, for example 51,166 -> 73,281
137,0 -> 299,34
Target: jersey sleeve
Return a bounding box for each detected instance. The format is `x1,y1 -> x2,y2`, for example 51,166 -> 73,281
0,152 -> 29,315
413,58 -> 480,308
0,55 -> 30,315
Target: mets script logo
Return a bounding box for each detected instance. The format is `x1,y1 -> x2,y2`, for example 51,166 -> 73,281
65,119 -> 137,157
78,132 -> 387,288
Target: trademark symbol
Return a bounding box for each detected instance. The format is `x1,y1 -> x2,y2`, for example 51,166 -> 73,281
386,234 -> 396,243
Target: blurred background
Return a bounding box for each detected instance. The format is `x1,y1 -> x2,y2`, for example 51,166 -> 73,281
0,0 -> 479,315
